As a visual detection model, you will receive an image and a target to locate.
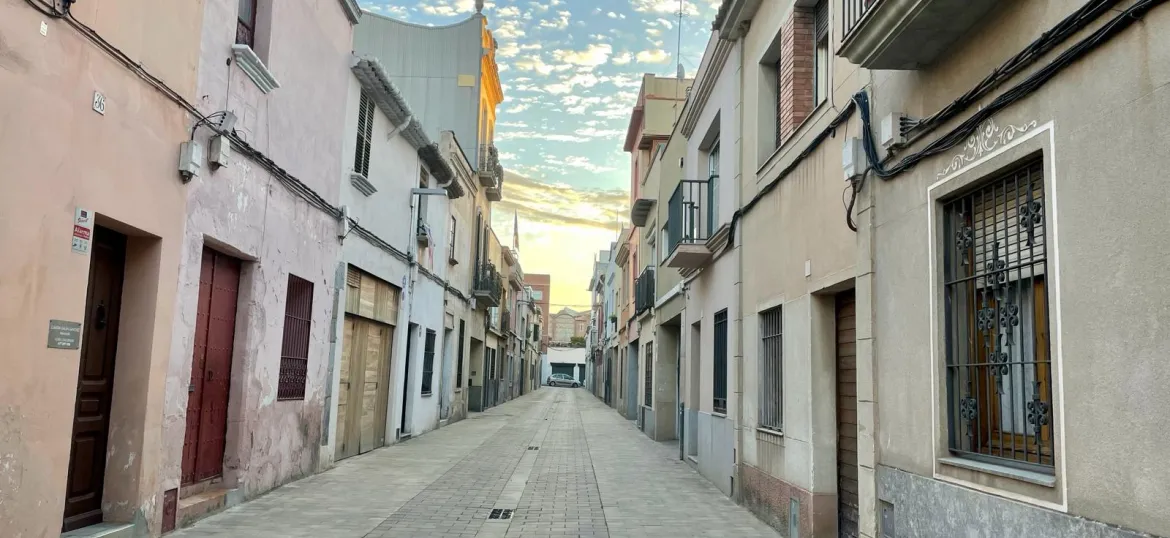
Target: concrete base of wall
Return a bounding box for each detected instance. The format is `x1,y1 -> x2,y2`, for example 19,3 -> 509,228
878,465 -> 1150,538
695,412 -> 734,496
641,405 -> 657,439
740,464 -> 835,538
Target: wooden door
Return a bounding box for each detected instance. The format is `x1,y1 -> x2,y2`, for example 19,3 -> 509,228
360,322 -> 391,453
336,317 -> 359,460
836,290 -> 859,538
64,227 -> 126,532
181,248 -> 241,485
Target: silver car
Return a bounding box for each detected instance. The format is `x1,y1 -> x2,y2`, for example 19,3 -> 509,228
546,373 -> 579,387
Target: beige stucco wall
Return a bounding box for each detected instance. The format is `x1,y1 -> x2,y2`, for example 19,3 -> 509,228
0,0 -> 202,534
861,2 -> 1170,535
736,0 -> 862,506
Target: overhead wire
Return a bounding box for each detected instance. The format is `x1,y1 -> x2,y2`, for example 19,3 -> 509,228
23,0 -> 473,302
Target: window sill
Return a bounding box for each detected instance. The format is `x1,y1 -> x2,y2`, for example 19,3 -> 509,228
939,457 -> 1056,488
421,392 -> 433,398
711,411 -> 728,419
231,44 -> 280,94
758,99 -> 831,180
350,171 -> 376,196
756,427 -> 783,438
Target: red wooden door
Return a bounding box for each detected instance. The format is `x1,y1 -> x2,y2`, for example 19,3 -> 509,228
182,248 -> 241,485
64,227 -> 126,532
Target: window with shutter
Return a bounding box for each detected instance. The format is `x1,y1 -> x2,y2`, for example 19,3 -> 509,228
354,91 -> 374,177
943,157 -> 1053,472
814,0 -> 830,105
713,309 -> 728,414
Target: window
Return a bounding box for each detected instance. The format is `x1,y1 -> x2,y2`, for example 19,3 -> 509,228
713,309 -> 728,414
354,91 -> 374,177
456,320 -> 465,388
278,275 -> 313,400
943,158 -> 1053,472
421,329 -> 436,395
708,142 -> 720,232
813,0 -> 829,106
418,169 -> 430,226
236,0 -> 258,47
758,307 -> 783,432
448,216 -> 458,264
644,343 -> 654,407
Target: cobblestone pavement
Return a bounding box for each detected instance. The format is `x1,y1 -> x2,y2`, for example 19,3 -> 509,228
172,388 -> 779,538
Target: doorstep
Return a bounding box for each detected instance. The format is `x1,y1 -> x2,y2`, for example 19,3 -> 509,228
61,523 -> 136,538
178,486 -> 239,529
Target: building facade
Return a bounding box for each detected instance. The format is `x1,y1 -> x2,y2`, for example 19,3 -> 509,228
524,273 -> 552,351
0,1 -> 204,534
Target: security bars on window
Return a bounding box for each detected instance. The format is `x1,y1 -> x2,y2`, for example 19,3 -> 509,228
758,307 -> 783,432
644,344 -> 654,407
713,309 -> 728,414
279,275 -> 313,400
943,157 -> 1054,472
421,329 -> 436,395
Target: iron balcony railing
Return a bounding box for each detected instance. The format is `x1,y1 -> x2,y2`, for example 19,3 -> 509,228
478,144 -> 500,185
666,178 -> 713,258
843,0 -> 882,40
473,262 -> 503,307
634,267 -> 655,315
502,309 -> 512,334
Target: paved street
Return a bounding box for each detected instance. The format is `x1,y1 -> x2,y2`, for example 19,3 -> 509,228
172,388 -> 779,538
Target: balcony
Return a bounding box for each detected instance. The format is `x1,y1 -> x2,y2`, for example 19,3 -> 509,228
663,179 -> 713,269
478,144 -> 501,187
630,198 -> 655,227
486,163 -> 504,201
839,0 -> 1002,69
473,262 -> 503,308
634,267 -> 655,316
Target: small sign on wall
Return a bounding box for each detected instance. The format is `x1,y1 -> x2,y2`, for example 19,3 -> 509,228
48,320 -> 82,349
72,208 -> 93,254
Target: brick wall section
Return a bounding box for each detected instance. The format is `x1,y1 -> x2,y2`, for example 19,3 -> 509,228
779,6 -> 816,144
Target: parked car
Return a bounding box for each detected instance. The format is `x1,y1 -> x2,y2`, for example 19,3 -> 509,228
547,373 -> 579,388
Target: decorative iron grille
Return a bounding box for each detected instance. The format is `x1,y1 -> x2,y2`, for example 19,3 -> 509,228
758,307 -> 783,431
943,157 -> 1053,471
279,275 -> 313,400
713,309 -> 728,414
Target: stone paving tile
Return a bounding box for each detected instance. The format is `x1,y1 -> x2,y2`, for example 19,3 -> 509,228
172,388 -> 779,538
578,392 -> 780,538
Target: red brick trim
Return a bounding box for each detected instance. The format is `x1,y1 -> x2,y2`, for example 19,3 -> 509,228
778,6 -> 816,145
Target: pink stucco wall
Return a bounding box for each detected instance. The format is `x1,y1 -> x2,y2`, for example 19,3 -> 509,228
159,0 -> 353,509
0,0 -> 202,534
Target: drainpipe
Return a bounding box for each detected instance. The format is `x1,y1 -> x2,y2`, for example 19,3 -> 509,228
732,36 -> 747,501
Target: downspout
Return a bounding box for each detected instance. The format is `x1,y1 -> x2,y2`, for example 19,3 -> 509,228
732,34 -> 747,501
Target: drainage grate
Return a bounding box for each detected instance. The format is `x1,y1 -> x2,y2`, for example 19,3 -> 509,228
488,509 -> 514,520
527,446 -> 540,451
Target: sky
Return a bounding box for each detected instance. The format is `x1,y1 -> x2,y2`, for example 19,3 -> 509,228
359,0 -> 719,309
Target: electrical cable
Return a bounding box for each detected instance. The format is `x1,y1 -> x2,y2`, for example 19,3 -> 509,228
859,0 -> 1164,181
20,0 -> 476,304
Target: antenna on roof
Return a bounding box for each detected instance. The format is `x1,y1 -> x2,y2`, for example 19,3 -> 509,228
476,0 -> 484,13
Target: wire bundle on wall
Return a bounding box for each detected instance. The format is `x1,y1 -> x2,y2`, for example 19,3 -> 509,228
22,0 -> 471,303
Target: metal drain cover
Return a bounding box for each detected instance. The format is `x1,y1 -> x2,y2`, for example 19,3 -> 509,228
488,509 -> 514,520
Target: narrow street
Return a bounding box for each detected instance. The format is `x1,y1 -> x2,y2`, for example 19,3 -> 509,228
171,388 -> 778,538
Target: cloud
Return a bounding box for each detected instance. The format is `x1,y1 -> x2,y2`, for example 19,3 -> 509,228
611,52 -> 633,65
539,10 -> 571,29
506,104 -> 531,113
636,49 -> 671,64
494,172 -> 627,231
494,20 -> 526,38
547,156 -> 617,174
630,0 -> 699,16
647,28 -> 663,37
497,131 -> 591,143
514,55 -> 571,75
575,127 -> 625,138
550,43 -> 612,69
495,5 -> 520,17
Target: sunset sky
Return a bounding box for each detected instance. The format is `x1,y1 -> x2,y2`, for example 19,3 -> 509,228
360,0 -> 717,308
